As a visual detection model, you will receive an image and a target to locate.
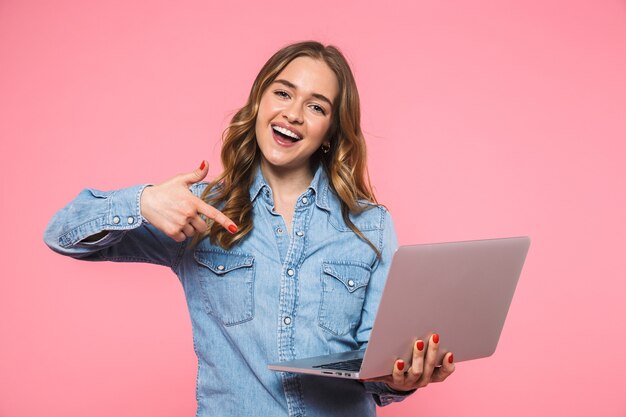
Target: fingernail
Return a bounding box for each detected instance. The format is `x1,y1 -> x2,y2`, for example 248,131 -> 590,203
416,341 -> 424,351
448,354 -> 454,364
397,360 -> 405,371
228,224 -> 238,234
432,333 -> 440,344
199,161 -> 206,170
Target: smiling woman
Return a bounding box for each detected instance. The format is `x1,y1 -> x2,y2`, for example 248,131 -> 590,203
43,41 -> 454,417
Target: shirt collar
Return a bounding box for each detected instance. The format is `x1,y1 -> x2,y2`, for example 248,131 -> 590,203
249,164 -> 268,203
248,163 -> 332,211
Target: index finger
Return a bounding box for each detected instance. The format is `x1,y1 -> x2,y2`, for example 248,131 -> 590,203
195,199 -> 238,234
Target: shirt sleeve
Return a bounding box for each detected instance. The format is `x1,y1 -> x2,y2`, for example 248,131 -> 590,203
43,184 -> 187,269
354,208 -> 418,405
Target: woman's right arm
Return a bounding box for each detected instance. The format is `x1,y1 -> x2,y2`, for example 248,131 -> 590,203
43,161 -> 237,268
43,184 -> 183,267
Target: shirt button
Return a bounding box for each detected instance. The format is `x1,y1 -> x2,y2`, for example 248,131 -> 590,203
287,269 -> 295,277
296,231 -> 304,237
113,216 -> 120,224
347,279 -> 355,287
276,227 -> 283,234
301,197 -> 308,205
217,265 -> 225,271
283,317 -> 292,325
127,216 -> 134,224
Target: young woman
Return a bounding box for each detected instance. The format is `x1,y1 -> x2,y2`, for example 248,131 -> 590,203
44,41 -> 455,416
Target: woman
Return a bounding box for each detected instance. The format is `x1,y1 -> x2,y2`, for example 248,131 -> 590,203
44,41 -> 455,416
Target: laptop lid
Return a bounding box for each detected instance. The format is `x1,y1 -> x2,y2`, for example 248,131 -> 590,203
359,236 -> 530,379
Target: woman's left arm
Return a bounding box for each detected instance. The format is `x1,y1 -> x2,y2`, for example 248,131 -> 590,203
355,209 -> 455,404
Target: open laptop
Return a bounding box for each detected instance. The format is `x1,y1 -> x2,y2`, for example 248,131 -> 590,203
268,236 -> 530,380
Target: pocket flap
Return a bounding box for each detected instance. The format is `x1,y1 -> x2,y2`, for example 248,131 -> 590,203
194,249 -> 254,275
322,261 -> 371,292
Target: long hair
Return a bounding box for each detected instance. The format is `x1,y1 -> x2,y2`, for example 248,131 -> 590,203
190,41 -> 380,257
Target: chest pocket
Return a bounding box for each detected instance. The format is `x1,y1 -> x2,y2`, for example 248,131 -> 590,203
318,261 -> 372,336
193,249 -> 255,326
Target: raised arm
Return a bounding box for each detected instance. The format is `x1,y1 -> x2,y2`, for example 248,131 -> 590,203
43,161 -> 237,268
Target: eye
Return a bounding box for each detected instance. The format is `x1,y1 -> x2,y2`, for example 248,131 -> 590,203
310,104 -> 326,115
274,90 -> 290,99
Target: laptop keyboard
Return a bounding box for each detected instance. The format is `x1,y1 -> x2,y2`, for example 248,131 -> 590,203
312,358 -> 363,372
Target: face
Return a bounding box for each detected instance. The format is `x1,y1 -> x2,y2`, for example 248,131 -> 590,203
255,56 -> 339,176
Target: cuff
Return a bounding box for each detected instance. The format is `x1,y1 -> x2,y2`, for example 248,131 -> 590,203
58,184 -> 151,247
105,183 -> 150,229
363,382 -> 417,407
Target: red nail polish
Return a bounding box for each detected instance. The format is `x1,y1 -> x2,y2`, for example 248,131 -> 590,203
397,360 -> 405,371
433,333 -> 440,344
448,354 -> 454,364
416,341 -> 424,351
199,161 -> 206,170
228,224 -> 238,234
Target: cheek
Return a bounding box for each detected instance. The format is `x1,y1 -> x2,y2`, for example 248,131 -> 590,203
259,92 -> 284,111
257,98 -> 268,119
256,98 -> 273,130
311,119 -> 332,140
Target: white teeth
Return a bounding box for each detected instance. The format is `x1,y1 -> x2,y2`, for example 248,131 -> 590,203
272,125 -> 301,140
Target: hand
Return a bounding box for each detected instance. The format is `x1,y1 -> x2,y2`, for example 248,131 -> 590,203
140,160 -> 238,242
362,333 -> 455,392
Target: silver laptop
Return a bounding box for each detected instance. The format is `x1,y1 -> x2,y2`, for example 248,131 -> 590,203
268,236 -> 530,380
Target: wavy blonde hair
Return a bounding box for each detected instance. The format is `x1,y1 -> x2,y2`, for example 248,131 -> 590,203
190,41 -> 380,256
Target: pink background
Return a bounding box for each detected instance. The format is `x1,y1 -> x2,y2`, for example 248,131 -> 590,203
1,1 -> 625,416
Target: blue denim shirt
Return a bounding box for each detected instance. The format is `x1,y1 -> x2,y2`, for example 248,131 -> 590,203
43,164 -> 413,416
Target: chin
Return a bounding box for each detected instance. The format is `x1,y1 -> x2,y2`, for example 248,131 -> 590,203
263,157 -> 295,170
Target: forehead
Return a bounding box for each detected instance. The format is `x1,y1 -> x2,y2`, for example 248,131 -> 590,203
274,56 -> 339,102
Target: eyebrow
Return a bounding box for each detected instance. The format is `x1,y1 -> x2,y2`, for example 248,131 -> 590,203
273,78 -> 334,109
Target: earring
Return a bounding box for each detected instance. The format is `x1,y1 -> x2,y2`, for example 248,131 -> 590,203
321,143 -> 331,154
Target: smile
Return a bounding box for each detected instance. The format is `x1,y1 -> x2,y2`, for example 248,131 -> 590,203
271,124 -> 303,142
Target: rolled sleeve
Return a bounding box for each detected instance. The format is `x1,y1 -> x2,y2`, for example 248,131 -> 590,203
44,184 -> 149,252
56,184 -> 149,248
43,184 -> 184,268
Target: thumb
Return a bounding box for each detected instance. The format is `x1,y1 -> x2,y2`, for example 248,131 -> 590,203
182,160 -> 209,185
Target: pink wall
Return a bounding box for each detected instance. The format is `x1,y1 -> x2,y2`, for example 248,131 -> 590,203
1,1 -> 625,416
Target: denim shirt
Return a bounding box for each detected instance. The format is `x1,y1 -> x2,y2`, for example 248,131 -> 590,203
43,164 -> 414,416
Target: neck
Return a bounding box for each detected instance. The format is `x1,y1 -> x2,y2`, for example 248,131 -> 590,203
260,160 -> 314,202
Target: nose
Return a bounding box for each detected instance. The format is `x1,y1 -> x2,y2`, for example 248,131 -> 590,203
283,101 -> 303,124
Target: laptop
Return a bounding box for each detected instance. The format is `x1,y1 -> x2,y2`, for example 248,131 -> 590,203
268,236 -> 530,380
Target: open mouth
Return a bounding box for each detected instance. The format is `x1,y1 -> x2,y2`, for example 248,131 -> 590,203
272,125 -> 303,142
